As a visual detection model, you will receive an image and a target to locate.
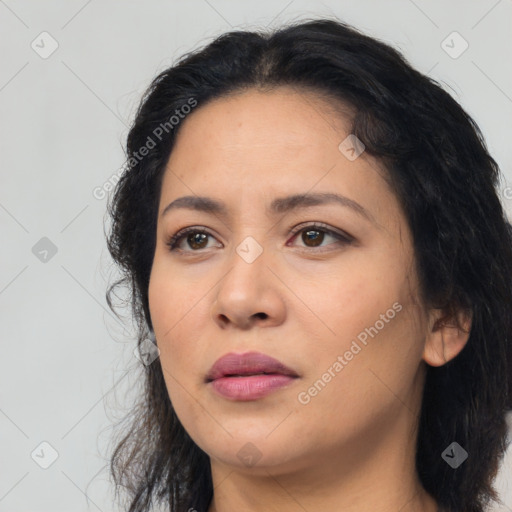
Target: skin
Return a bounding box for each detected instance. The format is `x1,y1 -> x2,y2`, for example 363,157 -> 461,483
147,87 -> 471,512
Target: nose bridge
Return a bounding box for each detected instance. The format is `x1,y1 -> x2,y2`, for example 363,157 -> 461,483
226,203 -> 269,271
223,232 -> 267,296
211,230 -> 276,326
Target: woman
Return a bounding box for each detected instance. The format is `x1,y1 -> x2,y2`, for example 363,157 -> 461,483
105,18 -> 512,512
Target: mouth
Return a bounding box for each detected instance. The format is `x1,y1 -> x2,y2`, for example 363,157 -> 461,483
220,372 -> 275,377
206,351 -> 299,401
206,351 -> 299,381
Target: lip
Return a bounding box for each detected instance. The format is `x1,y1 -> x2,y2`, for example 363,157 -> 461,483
206,351 -> 299,401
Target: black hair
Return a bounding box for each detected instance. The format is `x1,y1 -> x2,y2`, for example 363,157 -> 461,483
105,17 -> 512,512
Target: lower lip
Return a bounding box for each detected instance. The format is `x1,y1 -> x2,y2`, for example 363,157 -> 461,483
209,374 -> 297,400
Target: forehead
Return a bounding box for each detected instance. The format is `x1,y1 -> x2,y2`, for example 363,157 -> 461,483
172,87 -> 354,156
164,87 -> 366,185
159,87 -> 400,230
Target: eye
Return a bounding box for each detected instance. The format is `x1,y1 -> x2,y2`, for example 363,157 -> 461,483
165,223 -> 353,253
165,227 -> 218,252
287,222 -> 353,251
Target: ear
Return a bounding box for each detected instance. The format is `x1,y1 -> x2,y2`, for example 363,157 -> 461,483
422,308 -> 472,367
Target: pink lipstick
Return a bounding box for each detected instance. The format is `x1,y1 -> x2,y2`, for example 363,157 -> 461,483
206,351 -> 299,401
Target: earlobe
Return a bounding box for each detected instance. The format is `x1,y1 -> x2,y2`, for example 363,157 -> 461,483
422,308 -> 472,367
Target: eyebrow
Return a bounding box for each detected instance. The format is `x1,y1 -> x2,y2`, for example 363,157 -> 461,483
160,192 -> 375,223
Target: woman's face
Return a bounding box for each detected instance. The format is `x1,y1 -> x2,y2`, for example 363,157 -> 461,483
148,87 -> 432,475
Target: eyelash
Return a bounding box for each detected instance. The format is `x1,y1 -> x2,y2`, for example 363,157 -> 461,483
165,222 -> 353,253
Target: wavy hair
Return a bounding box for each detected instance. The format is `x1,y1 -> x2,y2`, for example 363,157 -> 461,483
105,18 -> 512,512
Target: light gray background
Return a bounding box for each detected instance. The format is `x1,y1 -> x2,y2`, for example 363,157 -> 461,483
1,1 -> 511,511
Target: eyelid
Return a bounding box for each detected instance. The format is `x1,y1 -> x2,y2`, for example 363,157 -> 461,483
288,221 -> 354,243
165,226 -> 218,251
165,222 -> 354,252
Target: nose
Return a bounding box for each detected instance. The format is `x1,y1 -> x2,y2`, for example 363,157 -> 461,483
210,242 -> 286,330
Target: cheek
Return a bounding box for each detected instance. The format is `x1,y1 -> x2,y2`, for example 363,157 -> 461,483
148,262 -> 169,324
300,265 -> 421,393
148,263 -> 215,380
151,317 -> 207,435
148,261 -> 197,335
148,268 -> 189,379
303,264 -> 400,349
296,307 -> 423,443
160,366 -> 211,449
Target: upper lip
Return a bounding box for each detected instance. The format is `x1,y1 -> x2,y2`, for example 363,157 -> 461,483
206,351 -> 299,381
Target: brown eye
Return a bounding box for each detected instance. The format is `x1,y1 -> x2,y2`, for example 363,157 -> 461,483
289,223 -> 352,251
301,229 -> 325,247
166,223 -> 353,254
166,228 -> 215,251
186,232 -> 209,250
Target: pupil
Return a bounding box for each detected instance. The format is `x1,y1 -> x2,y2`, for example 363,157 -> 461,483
189,233 -> 207,249
303,230 -> 323,247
